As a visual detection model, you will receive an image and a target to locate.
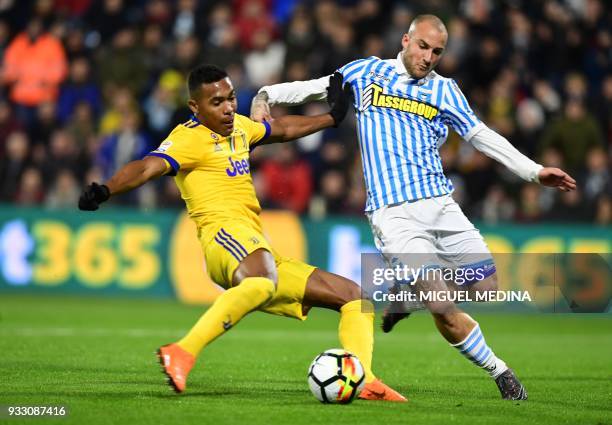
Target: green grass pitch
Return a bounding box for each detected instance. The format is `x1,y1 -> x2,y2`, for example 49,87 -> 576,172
0,294 -> 610,425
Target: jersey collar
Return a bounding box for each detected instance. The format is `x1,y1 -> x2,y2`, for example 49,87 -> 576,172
189,114 -> 202,126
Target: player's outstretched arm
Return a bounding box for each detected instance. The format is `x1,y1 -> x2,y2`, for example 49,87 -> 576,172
78,156 -> 169,211
250,75 -> 332,122
469,125 -> 576,192
264,73 -> 351,144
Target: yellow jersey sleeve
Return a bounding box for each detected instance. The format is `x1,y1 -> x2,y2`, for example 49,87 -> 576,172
147,126 -> 202,175
235,114 -> 271,147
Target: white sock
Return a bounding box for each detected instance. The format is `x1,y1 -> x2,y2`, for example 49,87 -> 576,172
451,323 -> 508,379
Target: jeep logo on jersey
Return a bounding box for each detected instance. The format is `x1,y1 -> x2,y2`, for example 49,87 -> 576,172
226,156 -> 250,177
363,83 -> 439,120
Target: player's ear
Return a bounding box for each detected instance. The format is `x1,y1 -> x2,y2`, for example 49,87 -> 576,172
187,99 -> 198,114
401,33 -> 410,48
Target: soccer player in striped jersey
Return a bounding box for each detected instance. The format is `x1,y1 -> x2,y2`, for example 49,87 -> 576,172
78,64 -> 406,401
251,14 -> 576,401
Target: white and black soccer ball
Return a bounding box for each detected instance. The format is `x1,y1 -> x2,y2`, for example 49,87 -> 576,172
307,349 -> 366,404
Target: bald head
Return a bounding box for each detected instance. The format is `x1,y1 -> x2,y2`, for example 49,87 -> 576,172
408,14 -> 447,37
401,14 -> 448,79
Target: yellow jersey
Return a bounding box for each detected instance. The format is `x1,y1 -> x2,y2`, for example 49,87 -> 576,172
148,114 -> 271,241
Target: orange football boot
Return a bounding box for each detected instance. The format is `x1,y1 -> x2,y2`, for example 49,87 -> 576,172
157,343 -> 195,393
358,379 -> 408,402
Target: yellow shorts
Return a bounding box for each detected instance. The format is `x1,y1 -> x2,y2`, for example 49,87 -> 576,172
201,222 -> 316,320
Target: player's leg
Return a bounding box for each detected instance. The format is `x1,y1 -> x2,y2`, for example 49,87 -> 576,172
380,198 -> 498,331
367,202 -> 439,332
302,269 -> 372,378
430,303 -> 527,400
159,225 -> 277,393
176,248 -> 277,357
429,198 -> 527,400
301,269 -> 407,402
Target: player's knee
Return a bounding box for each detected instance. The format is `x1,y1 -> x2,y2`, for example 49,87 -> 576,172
342,281 -> 362,303
233,249 -> 278,286
326,277 -> 362,310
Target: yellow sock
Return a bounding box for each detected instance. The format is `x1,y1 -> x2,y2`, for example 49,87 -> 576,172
177,277 -> 275,357
338,299 -> 376,383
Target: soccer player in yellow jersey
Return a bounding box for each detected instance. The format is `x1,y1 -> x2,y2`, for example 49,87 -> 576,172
78,64 -> 406,402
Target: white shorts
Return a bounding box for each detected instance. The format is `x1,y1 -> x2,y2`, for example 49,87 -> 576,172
366,194 -> 495,283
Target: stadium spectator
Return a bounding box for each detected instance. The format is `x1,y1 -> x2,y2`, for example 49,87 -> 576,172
319,23 -> 359,75
0,131 -> 30,202
583,147 -> 611,205
40,129 -> 87,185
98,86 -> 138,136
0,19 -> 10,61
63,26 -> 90,61
539,99 -> 604,173
513,99 -> 546,158
14,167 -> 44,206
143,71 -> 182,142
0,0 -> 608,225
84,0 -> 129,45
318,169 -> 348,214
1,18 -> 67,124
45,168 -> 81,210
96,110 -> 151,182
244,28 -> 286,87
595,196 -> 611,226
282,7 -> 317,70
173,0 -> 199,40
171,34 -> 202,76
28,101 -> 60,147
96,27 -> 148,97
234,0 -> 277,51
0,100 -> 22,159
142,24 -> 174,84
202,22 -> 242,71
260,144 -> 312,214
478,185 -> 516,225
65,101 -> 97,152
546,187 -> 592,222
594,74 -> 612,141
57,56 -> 102,123
514,184 -> 544,223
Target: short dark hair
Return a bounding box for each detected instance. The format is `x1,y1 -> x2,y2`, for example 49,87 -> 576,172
187,64 -> 228,97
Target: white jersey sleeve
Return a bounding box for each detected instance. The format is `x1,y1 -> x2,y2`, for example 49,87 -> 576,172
258,58 -> 379,106
469,125 -> 543,183
258,75 -> 331,105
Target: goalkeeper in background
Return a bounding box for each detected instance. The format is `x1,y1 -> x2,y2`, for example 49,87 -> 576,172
78,64 -> 406,402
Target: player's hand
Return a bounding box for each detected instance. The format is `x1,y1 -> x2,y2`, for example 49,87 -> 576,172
250,92 -> 272,122
78,182 -> 110,211
537,167 -> 576,192
326,72 -> 352,127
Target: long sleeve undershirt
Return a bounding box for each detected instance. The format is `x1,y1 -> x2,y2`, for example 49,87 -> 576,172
259,79 -> 543,183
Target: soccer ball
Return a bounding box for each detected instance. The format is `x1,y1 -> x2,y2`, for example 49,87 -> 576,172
307,349 -> 366,404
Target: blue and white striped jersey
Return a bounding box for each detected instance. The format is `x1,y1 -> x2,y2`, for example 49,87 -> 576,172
338,54 -> 484,211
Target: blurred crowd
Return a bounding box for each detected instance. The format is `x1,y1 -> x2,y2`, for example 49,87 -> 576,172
0,0 -> 610,225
